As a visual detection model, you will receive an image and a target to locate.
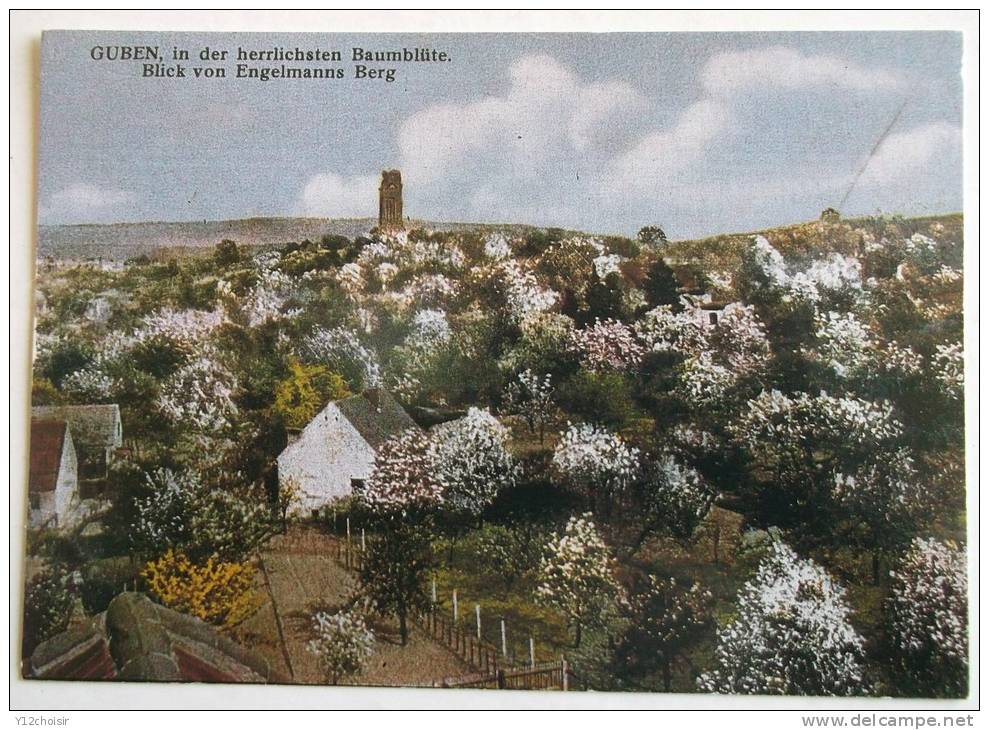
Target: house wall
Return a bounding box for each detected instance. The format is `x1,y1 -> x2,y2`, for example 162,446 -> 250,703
277,403 -> 376,516
29,492 -> 57,530
54,432 -> 79,528
28,433 -> 79,530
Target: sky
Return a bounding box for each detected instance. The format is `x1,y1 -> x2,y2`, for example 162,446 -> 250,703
38,31 -> 963,238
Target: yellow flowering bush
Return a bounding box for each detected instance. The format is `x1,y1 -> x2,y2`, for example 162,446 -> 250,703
142,550 -> 261,630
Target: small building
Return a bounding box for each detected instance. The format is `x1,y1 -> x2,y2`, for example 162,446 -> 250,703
27,592 -> 287,683
31,405 -> 123,497
28,419 -> 79,530
277,388 -> 419,517
680,292 -> 729,327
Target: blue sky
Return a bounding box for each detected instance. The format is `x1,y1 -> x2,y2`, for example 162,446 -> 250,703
39,31 -> 963,238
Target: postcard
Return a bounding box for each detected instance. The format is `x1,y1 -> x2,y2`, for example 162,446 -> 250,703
15,18 -> 974,707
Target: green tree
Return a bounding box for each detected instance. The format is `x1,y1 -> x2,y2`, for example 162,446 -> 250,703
214,239 -> 241,266
359,523 -> 433,646
638,226 -> 668,248
613,575 -> 714,691
643,257 -> 682,310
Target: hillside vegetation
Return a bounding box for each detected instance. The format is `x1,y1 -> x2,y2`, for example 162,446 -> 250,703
28,212 -> 966,695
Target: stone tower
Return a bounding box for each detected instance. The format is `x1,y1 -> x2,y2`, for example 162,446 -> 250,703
378,170 -> 404,230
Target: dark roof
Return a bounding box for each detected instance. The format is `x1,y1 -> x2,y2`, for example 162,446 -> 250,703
335,388 -> 419,449
28,593 -> 287,684
29,420 -> 69,494
32,405 -> 121,450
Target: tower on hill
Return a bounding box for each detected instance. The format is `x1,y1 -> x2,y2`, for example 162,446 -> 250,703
378,170 -> 404,230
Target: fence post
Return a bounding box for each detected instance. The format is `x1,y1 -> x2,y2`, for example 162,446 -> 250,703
561,655 -> 569,691
475,604 -> 481,640
529,637 -> 535,669
500,618 -> 507,657
497,669 -> 506,689
345,517 -> 352,569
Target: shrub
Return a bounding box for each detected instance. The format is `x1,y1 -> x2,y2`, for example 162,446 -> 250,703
23,566 -> 74,657
272,360 -> 350,430
142,550 -> 261,630
307,609 -> 375,685
555,371 -> 637,429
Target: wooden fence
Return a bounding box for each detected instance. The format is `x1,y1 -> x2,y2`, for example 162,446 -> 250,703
323,527 -> 573,691
436,660 -> 572,690
415,607 -> 500,676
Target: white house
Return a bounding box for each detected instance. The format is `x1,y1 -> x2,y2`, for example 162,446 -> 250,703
28,419 -> 80,530
680,292 -> 731,328
277,388 -> 419,517
31,405 -> 123,492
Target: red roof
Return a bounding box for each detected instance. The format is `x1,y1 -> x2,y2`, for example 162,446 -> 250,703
29,420 -> 68,494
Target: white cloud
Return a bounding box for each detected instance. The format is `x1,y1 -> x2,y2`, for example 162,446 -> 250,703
397,54 -> 645,186
701,46 -> 903,96
41,183 -> 138,224
606,99 -> 732,192
857,121 -> 962,187
294,47 -> 947,236
298,172 -> 380,218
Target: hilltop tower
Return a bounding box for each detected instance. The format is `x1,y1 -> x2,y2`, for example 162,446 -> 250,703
378,170 -> 404,230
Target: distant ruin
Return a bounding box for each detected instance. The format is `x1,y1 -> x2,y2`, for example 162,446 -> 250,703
378,170 -> 404,230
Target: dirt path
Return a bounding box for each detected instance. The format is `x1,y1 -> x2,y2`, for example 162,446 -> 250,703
237,526 -> 468,687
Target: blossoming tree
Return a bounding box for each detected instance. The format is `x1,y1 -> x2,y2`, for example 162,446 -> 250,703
699,541 -> 867,695
552,422 -> 641,516
356,428 -> 442,645
886,538 -> 968,697
536,513 -> 624,647
429,407 -> 519,519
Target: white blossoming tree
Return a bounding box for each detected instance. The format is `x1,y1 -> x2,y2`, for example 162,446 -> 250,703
569,318 -> 645,372
429,407 -> 519,519
833,451 -> 929,584
301,326 -> 382,389
129,468 -> 273,563
536,513 -> 624,647
499,260 -> 559,323
740,235 -> 865,311
636,454 -> 718,544
635,302 -> 769,411
807,310 -> 923,385
886,538 -> 968,697
158,354 -> 239,433
552,422 -> 641,516
307,609 -> 375,685
932,342 -> 964,401
699,541 -> 868,696
730,389 -> 905,532
357,428 -> 440,645
358,428 -> 444,516
505,369 -> 555,443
